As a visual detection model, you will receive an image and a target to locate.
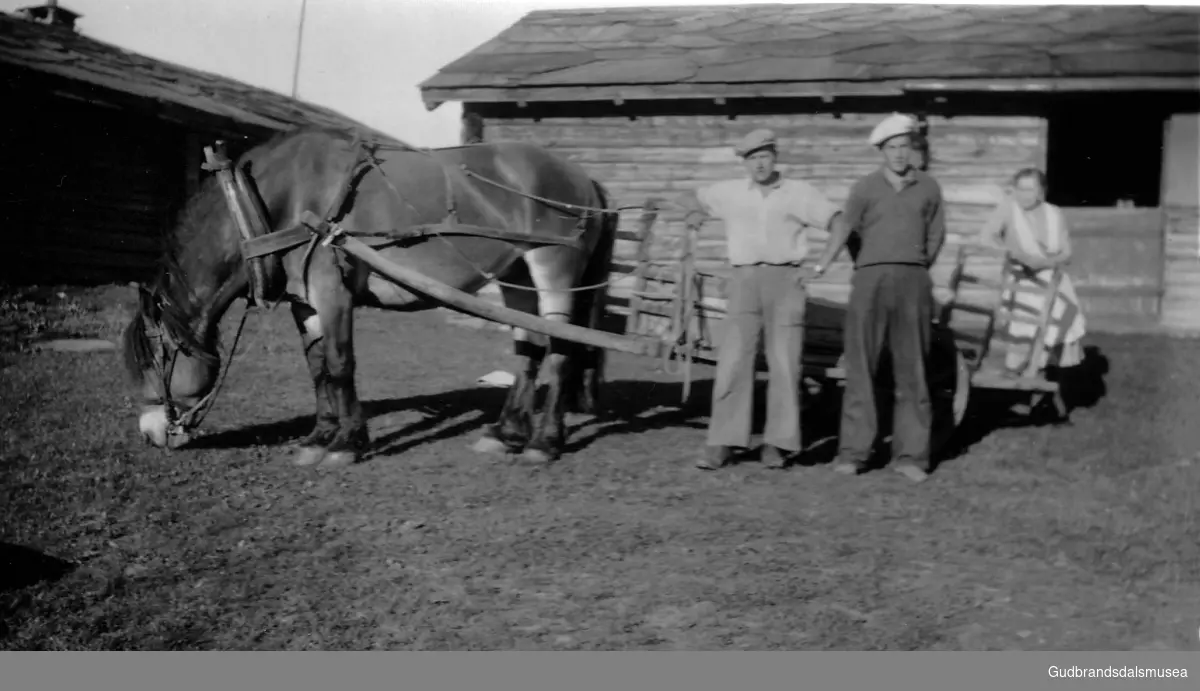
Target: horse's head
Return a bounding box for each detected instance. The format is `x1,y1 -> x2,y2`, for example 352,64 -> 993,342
122,281 -> 222,448
120,143 -> 263,448
119,127 -> 362,447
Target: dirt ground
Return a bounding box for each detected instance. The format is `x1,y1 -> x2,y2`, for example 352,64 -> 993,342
2,285 -> 1199,650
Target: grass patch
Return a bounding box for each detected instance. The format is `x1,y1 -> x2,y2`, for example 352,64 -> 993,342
2,285 -> 1198,650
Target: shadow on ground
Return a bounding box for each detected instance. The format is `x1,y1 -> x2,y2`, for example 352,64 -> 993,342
185,377 -> 716,460
0,543 -> 75,593
938,344 -> 1111,465
183,345 -> 1109,466
185,387 -> 512,454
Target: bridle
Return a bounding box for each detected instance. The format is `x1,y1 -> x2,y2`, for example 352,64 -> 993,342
140,288 -> 250,445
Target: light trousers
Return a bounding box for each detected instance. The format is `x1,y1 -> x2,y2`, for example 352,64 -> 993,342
707,264 -> 807,453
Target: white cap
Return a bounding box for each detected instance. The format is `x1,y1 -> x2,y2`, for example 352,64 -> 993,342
733,128 -> 778,157
869,113 -> 917,148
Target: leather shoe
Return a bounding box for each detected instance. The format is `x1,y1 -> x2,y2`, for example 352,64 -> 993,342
831,457 -> 870,475
761,445 -> 790,469
892,464 -> 929,483
696,445 -> 735,470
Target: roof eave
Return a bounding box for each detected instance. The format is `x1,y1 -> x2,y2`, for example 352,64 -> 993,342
421,75 -> 1200,109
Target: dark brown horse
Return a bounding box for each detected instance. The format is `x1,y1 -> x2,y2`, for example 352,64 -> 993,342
122,127 -> 618,467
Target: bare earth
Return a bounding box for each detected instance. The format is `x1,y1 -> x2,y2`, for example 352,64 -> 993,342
1,286 -> 1198,650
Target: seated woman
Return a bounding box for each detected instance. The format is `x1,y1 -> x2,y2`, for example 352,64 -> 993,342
978,168 -> 1087,373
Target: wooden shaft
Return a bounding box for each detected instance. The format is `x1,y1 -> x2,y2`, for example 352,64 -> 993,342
303,213 -> 662,357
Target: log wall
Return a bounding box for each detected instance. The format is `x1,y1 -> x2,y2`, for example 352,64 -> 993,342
0,75 -> 271,287
0,92 -> 184,285
486,111 -> 1041,313
1162,206 -> 1200,331
485,110 -> 1190,332
1159,113 -> 1200,332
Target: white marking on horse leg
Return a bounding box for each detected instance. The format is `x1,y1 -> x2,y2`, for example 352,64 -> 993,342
293,446 -> 326,467
303,313 -> 323,341
318,450 -> 357,469
522,248 -> 579,461
470,436 -> 510,455
525,248 -> 573,326
522,447 -> 555,463
501,260 -> 549,349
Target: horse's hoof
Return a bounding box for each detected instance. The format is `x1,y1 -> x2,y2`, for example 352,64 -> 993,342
471,435 -> 511,455
521,447 -> 559,463
318,450 -> 359,469
293,445 -> 327,467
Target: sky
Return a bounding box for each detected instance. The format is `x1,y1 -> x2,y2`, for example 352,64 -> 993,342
0,0 -> 778,146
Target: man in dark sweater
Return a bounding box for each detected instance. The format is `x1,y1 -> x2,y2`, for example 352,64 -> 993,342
811,113 -> 947,483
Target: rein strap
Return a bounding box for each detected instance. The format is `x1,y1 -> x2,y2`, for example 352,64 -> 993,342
240,220 -> 584,260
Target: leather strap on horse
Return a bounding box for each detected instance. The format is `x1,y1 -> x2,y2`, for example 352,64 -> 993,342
236,137 -> 587,265
203,142 -> 271,308
324,134 -> 372,223
168,301 -> 253,437
240,220 -> 586,261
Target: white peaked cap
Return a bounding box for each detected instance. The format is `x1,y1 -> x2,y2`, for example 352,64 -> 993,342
869,112 -> 917,147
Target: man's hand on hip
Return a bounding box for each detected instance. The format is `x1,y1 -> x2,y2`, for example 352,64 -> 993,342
684,210 -> 708,229
796,265 -> 820,286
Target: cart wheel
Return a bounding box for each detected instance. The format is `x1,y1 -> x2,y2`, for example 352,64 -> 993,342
931,346 -> 971,458
951,349 -> 970,428
1051,389 -> 1069,422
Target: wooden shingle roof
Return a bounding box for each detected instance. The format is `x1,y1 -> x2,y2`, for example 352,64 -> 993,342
0,12 -> 399,142
420,4 -> 1200,109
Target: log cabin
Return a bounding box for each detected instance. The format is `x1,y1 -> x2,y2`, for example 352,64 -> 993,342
420,4 -> 1200,334
0,1 -> 395,286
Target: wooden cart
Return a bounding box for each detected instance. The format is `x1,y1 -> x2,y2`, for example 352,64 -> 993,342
937,243 -> 1071,419
601,204 -> 1070,452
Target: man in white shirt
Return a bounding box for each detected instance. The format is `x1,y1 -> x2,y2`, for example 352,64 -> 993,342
682,129 -> 847,470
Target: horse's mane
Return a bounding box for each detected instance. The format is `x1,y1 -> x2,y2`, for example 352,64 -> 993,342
122,173 -> 226,381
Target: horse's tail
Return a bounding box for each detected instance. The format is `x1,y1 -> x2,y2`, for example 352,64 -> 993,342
563,179 -> 616,415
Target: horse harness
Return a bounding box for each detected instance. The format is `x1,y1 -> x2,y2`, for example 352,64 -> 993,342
212,136 -> 607,310
149,135 -> 619,441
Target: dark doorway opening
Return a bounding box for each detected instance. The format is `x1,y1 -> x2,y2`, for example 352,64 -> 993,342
1044,95 -> 1166,208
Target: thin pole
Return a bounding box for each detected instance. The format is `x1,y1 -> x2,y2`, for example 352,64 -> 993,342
290,0 -> 308,98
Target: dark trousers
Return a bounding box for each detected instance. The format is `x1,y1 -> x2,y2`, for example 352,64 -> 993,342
838,264 -> 934,469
